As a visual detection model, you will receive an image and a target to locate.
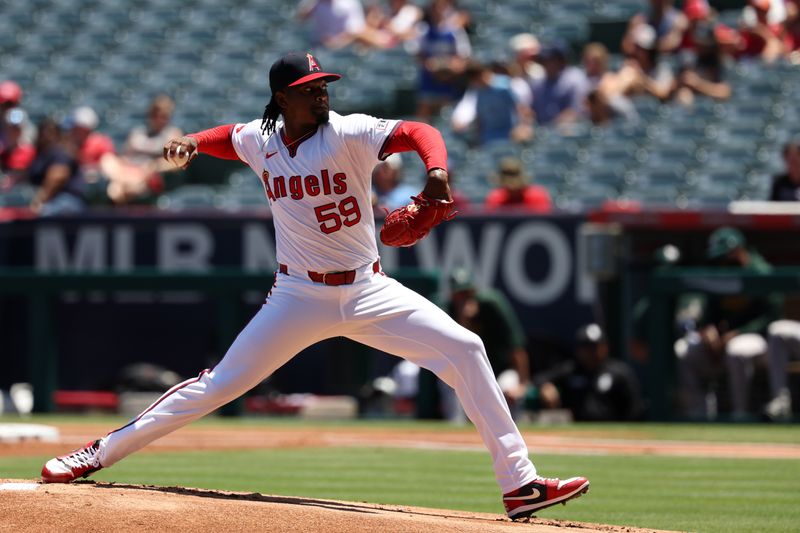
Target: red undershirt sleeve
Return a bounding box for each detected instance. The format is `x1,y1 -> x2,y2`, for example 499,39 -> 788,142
381,121 -> 448,172
187,124 -> 240,161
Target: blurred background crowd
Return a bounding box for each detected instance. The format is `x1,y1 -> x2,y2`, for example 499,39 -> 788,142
1,0 -> 800,424
1,0 -> 800,215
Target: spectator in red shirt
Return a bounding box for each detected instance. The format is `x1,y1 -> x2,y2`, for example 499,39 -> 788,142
484,157 -> 551,212
738,0 -> 785,62
64,106 -> 115,182
675,0 -> 713,52
783,0 -> 800,58
0,108 -> 35,190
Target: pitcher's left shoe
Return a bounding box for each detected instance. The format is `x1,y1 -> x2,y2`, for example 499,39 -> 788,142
503,476 -> 590,520
41,439 -> 103,483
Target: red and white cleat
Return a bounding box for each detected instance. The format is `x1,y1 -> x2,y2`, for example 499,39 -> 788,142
503,476 -> 590,520
41,439 -> 103,483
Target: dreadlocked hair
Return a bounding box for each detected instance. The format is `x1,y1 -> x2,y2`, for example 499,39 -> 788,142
260,98 -> 281,136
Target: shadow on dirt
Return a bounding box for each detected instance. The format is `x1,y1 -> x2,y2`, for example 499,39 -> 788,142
80,480 -> 506,523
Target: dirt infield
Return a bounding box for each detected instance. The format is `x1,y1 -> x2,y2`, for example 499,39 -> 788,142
0,480 -> 670,533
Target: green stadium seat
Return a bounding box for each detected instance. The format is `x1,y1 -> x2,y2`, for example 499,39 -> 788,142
0,185 -> 35,207
156,185 -> 220,211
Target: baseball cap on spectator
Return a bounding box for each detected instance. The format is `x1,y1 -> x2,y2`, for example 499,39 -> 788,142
684,0 -> 710,20
494,157 -> 530,189
0,81 -> 22,105
509,33 -> 541,55
632,24 -> 657,50
706,227 -> 746,259
269,51 -> 341,95
448,267 -> 475,293
65,106 -> 100,130
539,39 -> 570,60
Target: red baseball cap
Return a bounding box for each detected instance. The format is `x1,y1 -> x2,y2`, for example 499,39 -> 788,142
0,81 -> 22,105
269,52 -> 341,94
684,0 -> 710,20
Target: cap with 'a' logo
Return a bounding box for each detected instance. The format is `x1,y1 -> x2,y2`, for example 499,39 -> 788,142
269,52 -> 341,94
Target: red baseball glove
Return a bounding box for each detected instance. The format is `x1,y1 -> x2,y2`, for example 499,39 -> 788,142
380,193 -> 457,247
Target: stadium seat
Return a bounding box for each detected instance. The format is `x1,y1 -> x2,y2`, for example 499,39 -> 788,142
156,185 -> 220,211
0,185 -> 35,207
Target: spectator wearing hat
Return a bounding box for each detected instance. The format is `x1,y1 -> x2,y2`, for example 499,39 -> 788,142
484,157 -> 551,212
622,0 -> 688,55
737,0 -> 786,62
0,81 -> 35,145
27,118 -> 86,215
371,153 -> 418,211
780,0 -> 800,59
529,40 -> 590,126
64,106 -> 115,184
673,21 -> 732,106
451,61 -> 533,146
0,108 -> 35,190
531,323 -> 645,421
769,138 -> 800,201
674,227 -> 782,419
0,81 -> 23,123
675,0 -> 714,52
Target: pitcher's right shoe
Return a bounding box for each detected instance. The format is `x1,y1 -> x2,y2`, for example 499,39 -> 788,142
41,439 -> 103,483
503,476 -> 590,520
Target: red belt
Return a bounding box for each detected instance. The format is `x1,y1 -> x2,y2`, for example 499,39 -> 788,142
278,260 -> 380,286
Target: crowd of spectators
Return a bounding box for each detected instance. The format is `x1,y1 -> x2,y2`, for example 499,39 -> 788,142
0,93 -> 184,215
3,0 -> 800,216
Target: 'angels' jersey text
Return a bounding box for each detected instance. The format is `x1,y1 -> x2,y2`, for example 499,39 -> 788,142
231,111 -> 399,272
261,169 -> 348,202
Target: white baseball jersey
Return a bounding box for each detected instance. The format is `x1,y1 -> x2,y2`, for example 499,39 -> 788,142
230,111 -> 399,272
94,110 -> 539,500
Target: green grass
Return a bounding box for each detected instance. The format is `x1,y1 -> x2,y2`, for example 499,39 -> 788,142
3,447 -> 799,533
4,414 -> 800,444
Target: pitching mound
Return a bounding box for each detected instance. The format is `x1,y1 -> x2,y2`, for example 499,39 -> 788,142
0,479 -> 666,533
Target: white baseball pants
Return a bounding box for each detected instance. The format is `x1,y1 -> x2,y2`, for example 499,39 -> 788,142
99,262 -> 537,493
767,319 -> 800,397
